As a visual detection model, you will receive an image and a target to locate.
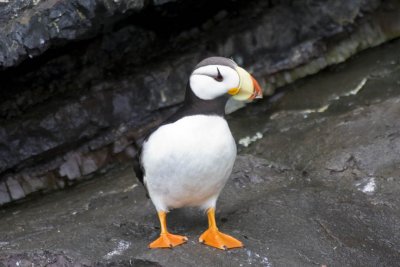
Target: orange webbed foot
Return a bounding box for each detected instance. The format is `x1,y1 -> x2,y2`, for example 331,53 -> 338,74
199,228 -> 243,250
199,208 -> 243,250
149,211 -> 188,249
149,233 -> 188,249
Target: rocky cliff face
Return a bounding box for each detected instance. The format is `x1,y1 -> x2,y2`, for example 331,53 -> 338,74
1,0 -> 400,205
1,38 -> 400,266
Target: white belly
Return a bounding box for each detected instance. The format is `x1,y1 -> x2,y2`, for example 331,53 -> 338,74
142,115 -> 236,211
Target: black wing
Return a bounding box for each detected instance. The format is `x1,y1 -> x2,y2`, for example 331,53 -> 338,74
132,141 -> 145,186
131,138 -> 150,198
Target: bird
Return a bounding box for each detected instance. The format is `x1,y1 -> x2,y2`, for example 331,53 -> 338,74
132,56 -> 262,250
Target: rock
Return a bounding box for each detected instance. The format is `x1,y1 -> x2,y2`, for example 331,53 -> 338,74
0,182 -> 11,205
18,175 -> 34,195
59,153 -> 82,180
41,172 -> 61,191
22,174 -> 46,192
80,149 -> 108,176
1,36 -> 400,266
0,0 -> 152,68
5,177 -> 25,201
0,0 -> 400,206
58,149 -> 110,178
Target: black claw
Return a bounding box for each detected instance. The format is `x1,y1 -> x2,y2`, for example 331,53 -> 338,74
222,245 -> 228,250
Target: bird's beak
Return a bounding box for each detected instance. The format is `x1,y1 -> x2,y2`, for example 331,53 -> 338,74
228,67 -> 263,101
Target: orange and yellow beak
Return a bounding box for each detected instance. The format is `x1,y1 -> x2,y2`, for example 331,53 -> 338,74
228,67 -> 263,101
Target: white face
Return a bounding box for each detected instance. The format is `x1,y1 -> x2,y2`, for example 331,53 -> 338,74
189,65 -> 240,100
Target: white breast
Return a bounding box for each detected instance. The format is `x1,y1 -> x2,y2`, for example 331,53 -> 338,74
142,115 -> 236,211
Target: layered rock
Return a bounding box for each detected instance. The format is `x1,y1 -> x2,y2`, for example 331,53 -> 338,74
0,0 -> 150,68
1,38 -> 400,265
0,0 -> 400,205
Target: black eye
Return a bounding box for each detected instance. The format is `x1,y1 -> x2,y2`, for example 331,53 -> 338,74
215,67 -> 223,82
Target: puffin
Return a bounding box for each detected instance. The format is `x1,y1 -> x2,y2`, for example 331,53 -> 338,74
132,57 -> 263,250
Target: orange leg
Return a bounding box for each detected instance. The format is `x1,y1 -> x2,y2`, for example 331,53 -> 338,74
199,208 -> 243,250
149,211 -> 188,249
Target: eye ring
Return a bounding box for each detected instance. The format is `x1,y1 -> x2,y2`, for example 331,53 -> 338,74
214,67 -> 223,82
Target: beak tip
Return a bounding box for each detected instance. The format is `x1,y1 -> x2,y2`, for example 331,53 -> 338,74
250,75 -> 263,101
232,67 -> 264,101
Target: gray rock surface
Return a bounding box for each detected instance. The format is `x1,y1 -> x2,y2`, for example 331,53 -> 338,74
0,0 -> 152,68
1,37 -> 400,266
1,0 -> 400,206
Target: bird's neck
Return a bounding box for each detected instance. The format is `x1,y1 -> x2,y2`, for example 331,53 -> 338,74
183,84 -> 228,117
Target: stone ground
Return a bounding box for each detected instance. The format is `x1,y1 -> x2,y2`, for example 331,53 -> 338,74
1,39 -> 400,267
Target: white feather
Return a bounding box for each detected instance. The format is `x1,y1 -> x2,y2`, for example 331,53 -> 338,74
142,115 -> 236,212
190,65 -> 239,100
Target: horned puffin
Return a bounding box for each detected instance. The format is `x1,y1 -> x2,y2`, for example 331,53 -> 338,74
133,57 -> 262,250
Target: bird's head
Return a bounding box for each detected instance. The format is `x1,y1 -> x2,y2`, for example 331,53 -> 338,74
189,57 -> 263,101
